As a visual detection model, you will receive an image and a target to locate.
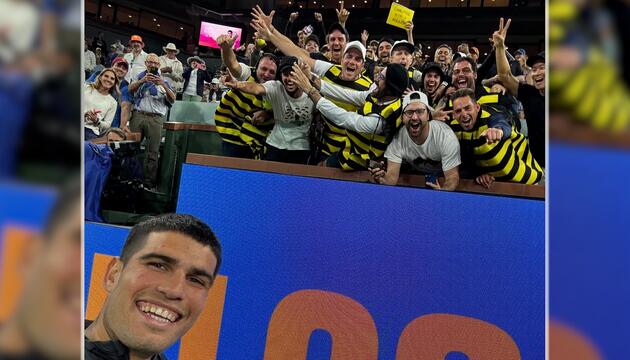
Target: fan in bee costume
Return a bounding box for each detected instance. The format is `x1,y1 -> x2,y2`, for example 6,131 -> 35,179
448,88 -> 543,188
215,33 -> 278,159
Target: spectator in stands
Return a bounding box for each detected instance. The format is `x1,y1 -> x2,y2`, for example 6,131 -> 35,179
0,179 -> 80,360
291,62 -> 409,171
207,78 -> 223,102
284,11 -> 327,48
304,34 -> 320,54
470,46 -> 480,63
182,56 -> 213,102
448,88 -> 543,187
84,40 -> 96,79
252,16 -> 373,162
87,57 -> 132,131
420,62 -> 448,108
85,214 -> 222,360
457,42 -> 470,56
436,56 -> 516,122
492,18 -> 545,167
368,39 -> 379,54
377,38 -> 393,66
413,46 -> 424,69
84,68 -> 120,140
159,43 -> 184,95
390,40 -> 422,89
370,91 -> 460,191
94,47 -> 105,72
434,44 -> 453,76
215,32 -> 278,159
514,48 -> 533,84
127,53 -> 176,191
92,32 -> 107,53
224,56 -> 315,164
366,47 -> 376,61
124,35 -> 148,83
107,44 -> 119,67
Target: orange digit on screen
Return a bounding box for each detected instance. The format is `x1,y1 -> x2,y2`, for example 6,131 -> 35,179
549,320 -> 602,360
396,313 -> 520,360
0,225 -> 36,321
264,289 -> 378,360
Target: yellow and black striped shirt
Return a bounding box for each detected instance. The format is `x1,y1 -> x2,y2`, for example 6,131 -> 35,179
320,65 -> 373,156
449,106 -> 544,184
214,74 -> 273,154
339,97 -> 403,171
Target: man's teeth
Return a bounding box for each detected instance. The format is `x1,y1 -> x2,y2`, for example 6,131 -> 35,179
141,304 -> 178,322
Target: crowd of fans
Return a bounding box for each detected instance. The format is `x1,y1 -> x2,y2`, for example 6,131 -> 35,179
83,3 -> 545,192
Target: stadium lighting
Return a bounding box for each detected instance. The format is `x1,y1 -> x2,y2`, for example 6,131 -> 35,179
107,4 -> 111,7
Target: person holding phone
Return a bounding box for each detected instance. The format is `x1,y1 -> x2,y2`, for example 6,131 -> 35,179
182,56 -> 213,102
126,53 -> 175,191
369,91 -> 461,191
84,68 -> 119,140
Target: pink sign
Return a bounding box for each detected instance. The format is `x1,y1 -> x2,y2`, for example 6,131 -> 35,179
199,21 -> 242,49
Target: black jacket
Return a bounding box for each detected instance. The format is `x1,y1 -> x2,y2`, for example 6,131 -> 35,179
85,321 -> 167,360
182,67 -> 213,97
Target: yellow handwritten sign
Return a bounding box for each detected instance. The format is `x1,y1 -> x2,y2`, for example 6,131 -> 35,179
386,3 -> 415,30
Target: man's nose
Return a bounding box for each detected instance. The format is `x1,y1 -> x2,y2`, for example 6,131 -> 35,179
156,273 -> 186,300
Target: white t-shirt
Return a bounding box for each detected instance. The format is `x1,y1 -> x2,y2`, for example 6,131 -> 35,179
83,84 -> 117,136
385,120 -> 461,173
184,69 -> 198,96
262,81 -> 314,151
124,51 -> 148,83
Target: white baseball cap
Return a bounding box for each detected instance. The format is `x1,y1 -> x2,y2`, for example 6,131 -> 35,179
344,40 -> 366,60
402,91 -> 434,112
391,40 -> 415,55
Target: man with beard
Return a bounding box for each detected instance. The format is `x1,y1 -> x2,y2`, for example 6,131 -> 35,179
492,18 -> 545,167
377,38 -> 394,66
370,91 -> 461,191
85,213 -> 222,360
420,62 -> 448,109
87,57 -> 132,130
448,88 -> 543,187
434,44 -> 453,76
124,35 -> 148,83
223,57 -> 315,164
214,32 -> 278,159
0,179 -> 81,360
251,17 -> 372,162
437,56 -> 515,122
290,62 -> 408,171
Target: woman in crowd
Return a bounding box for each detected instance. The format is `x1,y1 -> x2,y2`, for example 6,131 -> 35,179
84,68 -> 119,140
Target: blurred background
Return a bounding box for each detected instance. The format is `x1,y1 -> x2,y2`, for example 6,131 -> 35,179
0,0 -> 81,359
549,0 -> 630,359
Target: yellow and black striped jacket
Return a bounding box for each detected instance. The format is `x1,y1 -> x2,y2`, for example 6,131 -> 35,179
320,65 -> 373,156
449,106 -> 544,184
214,74 -> 273,154
339,97 -> 403,171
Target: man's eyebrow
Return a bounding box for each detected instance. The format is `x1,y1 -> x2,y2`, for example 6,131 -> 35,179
190,268 -> 214,284
138,253 -> 178,265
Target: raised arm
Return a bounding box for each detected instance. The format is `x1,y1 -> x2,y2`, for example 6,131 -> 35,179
217,34 -> 242,79
223,74 -> 266,96
492,18 -> 519,96
405,21 -> 414,45
251,8 -> 315,69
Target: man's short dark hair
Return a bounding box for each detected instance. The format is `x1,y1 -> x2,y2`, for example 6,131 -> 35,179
450,88 -> 476,103
120,214 -> 222,276
452,56 -> 478,73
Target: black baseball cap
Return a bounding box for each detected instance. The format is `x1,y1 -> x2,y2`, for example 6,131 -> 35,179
304,34 -> 320,46
385,63 -> 409,97
421,62 -> 445,83
327,23 -> 349,41
278,56 -> 298,73
526,52 -> 545,67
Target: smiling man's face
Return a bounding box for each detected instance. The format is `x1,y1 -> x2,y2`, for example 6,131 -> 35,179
101,231 -> 217,357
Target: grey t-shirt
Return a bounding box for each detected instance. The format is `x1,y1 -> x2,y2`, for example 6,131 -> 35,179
385,120 -> 461,173
262,81 -> 314,151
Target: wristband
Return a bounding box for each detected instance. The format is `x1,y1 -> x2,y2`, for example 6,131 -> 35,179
441,81 -> 448,87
